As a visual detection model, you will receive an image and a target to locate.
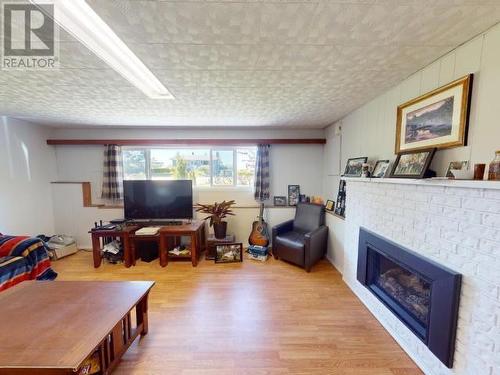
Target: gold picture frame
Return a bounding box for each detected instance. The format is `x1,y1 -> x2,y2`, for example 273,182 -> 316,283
325,200 -> 334,211
395,74 -> 473,153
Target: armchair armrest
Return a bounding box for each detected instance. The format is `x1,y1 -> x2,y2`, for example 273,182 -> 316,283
304,225 -> 328,240
304,225 -> 329,272
271,220 -> 294,258
272,220 -> 294,238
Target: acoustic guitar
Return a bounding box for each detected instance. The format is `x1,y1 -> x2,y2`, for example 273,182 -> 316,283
248,203 -> 270,247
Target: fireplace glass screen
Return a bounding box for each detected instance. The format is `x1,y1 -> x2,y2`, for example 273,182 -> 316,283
358,228 -> 461,367
367,247 -> 431,340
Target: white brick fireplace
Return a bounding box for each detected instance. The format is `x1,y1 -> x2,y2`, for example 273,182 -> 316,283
342,178 -> 500,375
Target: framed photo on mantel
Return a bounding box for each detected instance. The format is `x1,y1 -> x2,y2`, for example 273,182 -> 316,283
343,157 -> 368,177
395,74 -> 473,153
390,148 -> 436,179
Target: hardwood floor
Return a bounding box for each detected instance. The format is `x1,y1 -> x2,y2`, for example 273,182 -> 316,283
52,251 -> 423,375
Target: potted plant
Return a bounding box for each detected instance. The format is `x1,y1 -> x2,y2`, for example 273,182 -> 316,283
195,200 -> 235,239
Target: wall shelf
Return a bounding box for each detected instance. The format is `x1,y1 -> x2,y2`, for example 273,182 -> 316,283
326,210 -> 345,221
51,182 -> 301,209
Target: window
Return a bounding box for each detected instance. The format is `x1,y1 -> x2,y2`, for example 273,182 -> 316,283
212,149 -> 234,186
122,149 -> 147,180
150,149 -> 211,186
236,148 -> 256,187
123,147 -> 256,188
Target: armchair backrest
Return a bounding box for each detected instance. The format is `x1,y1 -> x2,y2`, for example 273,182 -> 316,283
293,203 -> 325,233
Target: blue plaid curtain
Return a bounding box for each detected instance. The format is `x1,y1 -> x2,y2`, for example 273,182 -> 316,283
254,144 -> 271,202
101,144 -> 123,201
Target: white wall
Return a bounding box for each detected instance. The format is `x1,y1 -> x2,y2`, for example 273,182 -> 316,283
50,127 -> 325,248
325,212 -> 344,272
323,125 -> 345,273
52,187 -> 299,250
322,23 -> 500,275
0,117 -> 56,235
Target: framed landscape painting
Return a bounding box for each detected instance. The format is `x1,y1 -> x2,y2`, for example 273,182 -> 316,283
395,74 -> 473,153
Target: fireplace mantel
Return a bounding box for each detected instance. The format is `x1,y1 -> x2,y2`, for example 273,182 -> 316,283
342,177 -> 500,190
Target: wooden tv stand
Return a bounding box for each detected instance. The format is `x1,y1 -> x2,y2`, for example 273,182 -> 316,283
90,221 -> 206,268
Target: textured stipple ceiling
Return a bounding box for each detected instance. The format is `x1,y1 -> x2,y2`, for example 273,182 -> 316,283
1,0 -> 500,128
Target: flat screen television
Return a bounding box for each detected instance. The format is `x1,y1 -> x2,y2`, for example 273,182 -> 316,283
123,180 -> 193,220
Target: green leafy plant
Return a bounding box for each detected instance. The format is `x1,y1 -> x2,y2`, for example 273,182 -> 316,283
173,154 -> 188,179
194,200 -> 236,226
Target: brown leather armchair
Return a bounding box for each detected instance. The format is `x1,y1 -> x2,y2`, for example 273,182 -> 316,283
272,203 -> 328,272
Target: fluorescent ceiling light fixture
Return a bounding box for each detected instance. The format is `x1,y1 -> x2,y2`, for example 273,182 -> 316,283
31,0 -> 174,99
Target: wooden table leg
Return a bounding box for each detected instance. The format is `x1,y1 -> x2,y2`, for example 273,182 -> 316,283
159,234 -> 168,267
92,234 -> 102,268
123,235 -> 131,268
111,322 -> 124,355
191,233 -> 198,267
130,240 -> 136,266
98,341 -> 109,373
136,293 -> 149,336
200,225 -> 207,253
196,227 -> 202,255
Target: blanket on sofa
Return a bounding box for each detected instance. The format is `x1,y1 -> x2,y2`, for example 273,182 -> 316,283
0,235 -> 57,291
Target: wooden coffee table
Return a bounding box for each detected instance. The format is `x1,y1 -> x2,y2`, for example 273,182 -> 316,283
0,281 -> 154,375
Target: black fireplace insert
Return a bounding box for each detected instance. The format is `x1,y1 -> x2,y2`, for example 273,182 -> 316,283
357,228 -> 461,368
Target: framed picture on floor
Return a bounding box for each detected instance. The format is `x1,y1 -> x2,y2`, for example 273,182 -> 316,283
343,157 -> 368,177
396,74 -> 473,153
215,243 -> 243,263
390,148 -> 436,179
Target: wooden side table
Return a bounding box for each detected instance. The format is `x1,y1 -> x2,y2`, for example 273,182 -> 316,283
159,221 -> 206,267
129,232 -> 161,266
206,234 -> 236,260
89,225 -> 139,268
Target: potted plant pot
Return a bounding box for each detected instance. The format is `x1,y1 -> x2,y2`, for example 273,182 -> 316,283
213,221 -> 228,239
194,200 -> 236,240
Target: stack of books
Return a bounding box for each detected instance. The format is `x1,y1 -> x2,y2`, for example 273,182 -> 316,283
247,245 -> 269,262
